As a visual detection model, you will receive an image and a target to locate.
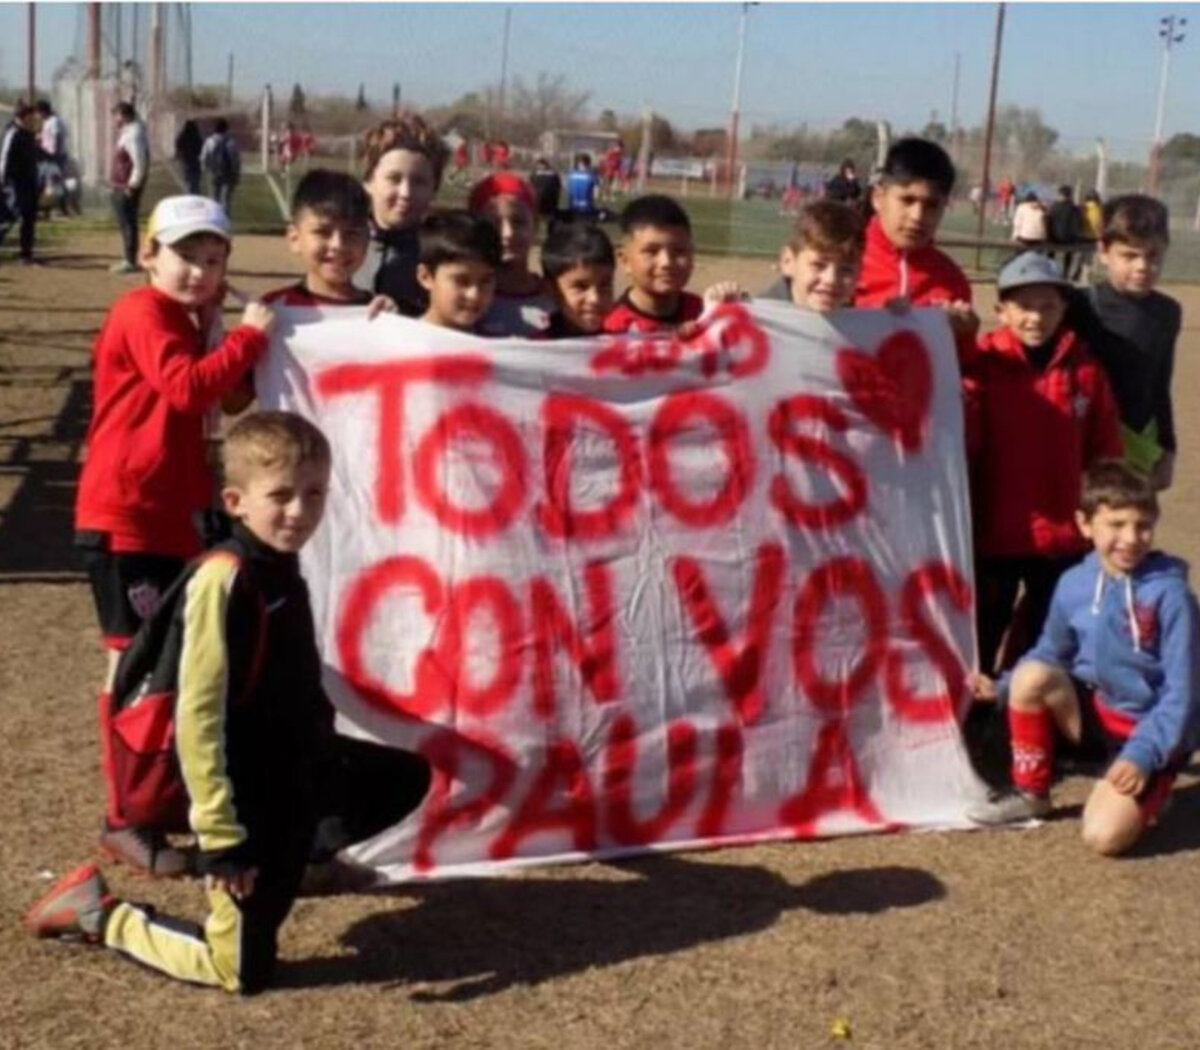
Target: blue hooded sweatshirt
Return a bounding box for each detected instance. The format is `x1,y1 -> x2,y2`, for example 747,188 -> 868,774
1021,550 -> 1200,774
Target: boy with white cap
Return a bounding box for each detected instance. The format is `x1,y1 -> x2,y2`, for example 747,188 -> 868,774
74,195 -> 275,876
964,251 -> 1122,677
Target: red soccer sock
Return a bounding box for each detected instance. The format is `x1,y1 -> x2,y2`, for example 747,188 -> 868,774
1009,706 -> 1054,796
96,690 -> 127,829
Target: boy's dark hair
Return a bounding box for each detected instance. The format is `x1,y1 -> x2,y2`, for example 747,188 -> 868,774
418,209 -> 502,271
1079,458 -> 1159,519
541,220 -> 615,280
223,411 -> 332,490
214,118 -> 230,134
620,194 -> 692,236
34,99 -> 52,116
113,101 -> 137,121
1101,194 -> 1170,248
788,200 -> 865,258
879,137 -> 956,196
290,168 -> 371,226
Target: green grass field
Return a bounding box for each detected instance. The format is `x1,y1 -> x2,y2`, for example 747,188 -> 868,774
44,164 -> 1200,284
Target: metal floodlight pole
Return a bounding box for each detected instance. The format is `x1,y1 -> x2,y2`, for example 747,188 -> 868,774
1149,13 -> 1186,195
497,5 -> 512,131
726,2 -> 752,199
975,2 -> 1006,273
87,2 -> 101,78
27,2 -> 36,101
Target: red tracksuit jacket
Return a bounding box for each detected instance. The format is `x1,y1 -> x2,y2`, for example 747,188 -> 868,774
964,324 -> 1123,559
75,286 -> 267,556
855,216 -> 976,364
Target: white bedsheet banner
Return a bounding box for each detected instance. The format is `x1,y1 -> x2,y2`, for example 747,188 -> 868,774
258,301 -> 987,882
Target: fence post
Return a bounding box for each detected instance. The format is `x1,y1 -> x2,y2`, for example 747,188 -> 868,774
261,84 -> 272,175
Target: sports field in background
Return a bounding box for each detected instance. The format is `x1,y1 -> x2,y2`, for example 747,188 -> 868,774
48,162 -> 1200,286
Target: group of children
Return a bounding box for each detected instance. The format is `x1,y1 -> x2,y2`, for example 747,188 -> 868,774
23,134 -> 1198,994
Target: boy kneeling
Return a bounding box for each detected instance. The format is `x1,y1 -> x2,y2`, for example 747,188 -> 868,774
30,413 -> 351,993
971,460 -> 1200,855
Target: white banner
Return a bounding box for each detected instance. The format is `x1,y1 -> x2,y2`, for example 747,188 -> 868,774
258,302 -> 986,882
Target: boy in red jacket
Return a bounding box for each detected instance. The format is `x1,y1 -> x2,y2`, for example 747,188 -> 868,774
965,251 -> 1122,674
856,137 -> 979,363
74,195 -> 275,876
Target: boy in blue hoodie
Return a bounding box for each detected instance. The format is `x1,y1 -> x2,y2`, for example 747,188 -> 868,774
970,459 -> 1200,855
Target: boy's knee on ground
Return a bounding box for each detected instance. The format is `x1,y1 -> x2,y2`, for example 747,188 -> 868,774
1081,780 -> 1143,856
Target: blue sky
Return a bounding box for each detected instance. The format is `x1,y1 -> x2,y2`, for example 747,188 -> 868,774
0,3 -> 1193,158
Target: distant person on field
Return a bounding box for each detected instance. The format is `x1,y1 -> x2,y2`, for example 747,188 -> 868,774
0,102 -> 40,264
995,176 -> 1016,223
416,209 -> 502,334
965,251 -> 1122,676
201,118 -> 242,215
762,199 -> 864,314
530,157 -> 562,220
469,172 -> 555,335
824,158 -> 862,205
34,99 -> 71,218
356,113 -> 448,316
1075,189 -> 1103,282
1011,191 -> 1048,249
72,195 -> 276,876
1068,194 -> 1182,492
1047,184 -> 1083,280
540,219 -> 616,337
968,460 -> 1200,856
451,139 -> 470,183
30,413 -> 427,994
174,119 -> 203,195
566,152 -> 600,220
855,137 -> 978,361
108,102 -> 149,273
600,142 -> 624,200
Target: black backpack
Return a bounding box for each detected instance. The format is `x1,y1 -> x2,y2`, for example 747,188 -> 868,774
108,545 -> 266,831
206,135 -> 238,183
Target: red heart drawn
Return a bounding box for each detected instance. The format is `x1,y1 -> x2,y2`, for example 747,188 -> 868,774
835,330 -> 933,452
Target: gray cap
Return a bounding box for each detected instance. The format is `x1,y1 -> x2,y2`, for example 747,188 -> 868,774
997,251 -> 1072,293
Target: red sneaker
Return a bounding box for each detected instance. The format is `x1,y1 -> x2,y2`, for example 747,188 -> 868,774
26,864 -> 115,943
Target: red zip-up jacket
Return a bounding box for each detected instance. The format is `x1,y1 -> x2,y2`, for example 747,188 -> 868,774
856,216 -> 973,308
964,324 -> 1122,559
855,216 -> 976,364
75,286 -> 268,557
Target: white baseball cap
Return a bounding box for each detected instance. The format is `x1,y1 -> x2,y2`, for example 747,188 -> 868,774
147,195 -> 232,245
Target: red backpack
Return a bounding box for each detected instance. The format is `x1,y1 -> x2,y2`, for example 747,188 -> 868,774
107,547 -> 266,831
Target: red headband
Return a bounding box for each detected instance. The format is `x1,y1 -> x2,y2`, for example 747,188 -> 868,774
468,173 -> 536,216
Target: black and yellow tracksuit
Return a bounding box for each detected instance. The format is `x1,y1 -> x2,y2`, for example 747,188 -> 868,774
104,523 -> 336,994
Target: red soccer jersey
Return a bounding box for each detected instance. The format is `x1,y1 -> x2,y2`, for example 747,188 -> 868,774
75,286 -> 267,557
262,281 -> 372,307
602,290 -> 705,334
964,324 -> 1123,559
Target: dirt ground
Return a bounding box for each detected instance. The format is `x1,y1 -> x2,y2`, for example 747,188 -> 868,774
4,231 -> 1200,1050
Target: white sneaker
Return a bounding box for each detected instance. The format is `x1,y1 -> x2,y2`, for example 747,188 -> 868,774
109,261 -> 140,274
968,789 -> 1051,826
